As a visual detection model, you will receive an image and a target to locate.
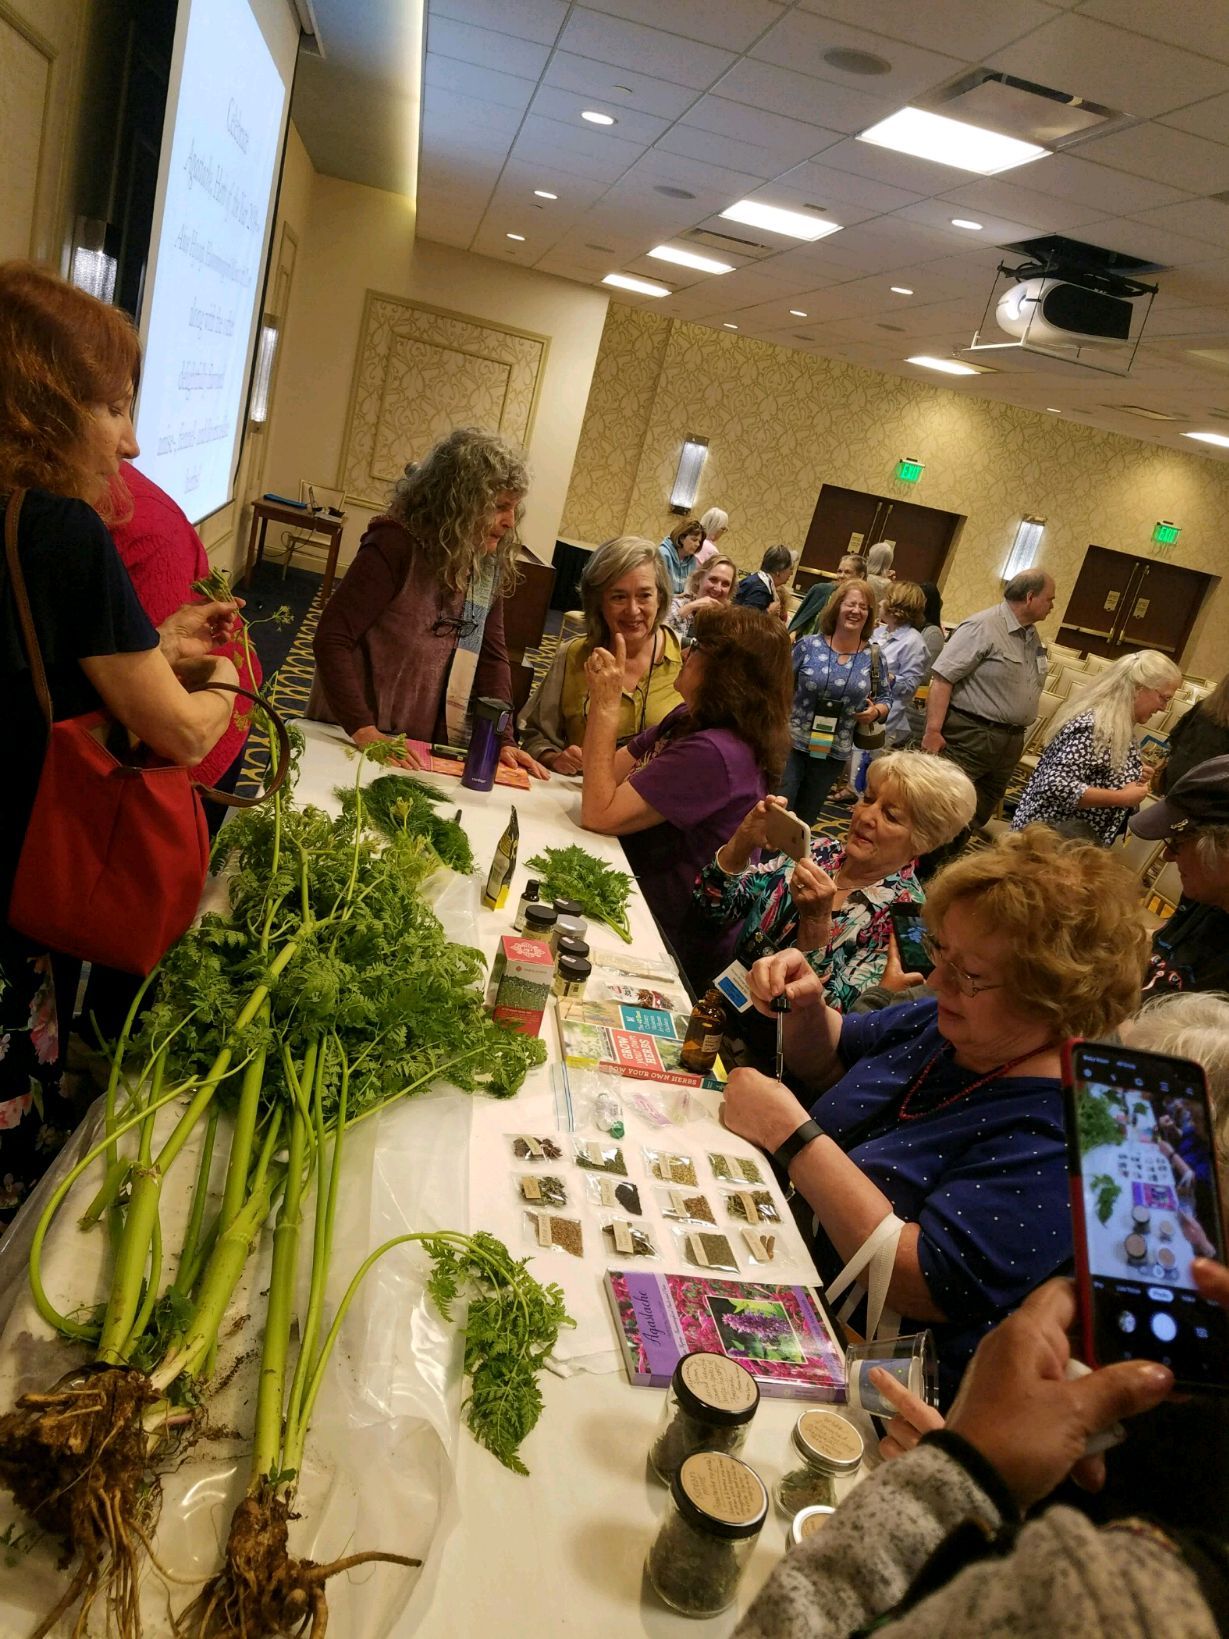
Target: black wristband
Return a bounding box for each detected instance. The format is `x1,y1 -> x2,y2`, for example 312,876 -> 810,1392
923,1429 -> 1021,1524
772,1118 -> 824,1172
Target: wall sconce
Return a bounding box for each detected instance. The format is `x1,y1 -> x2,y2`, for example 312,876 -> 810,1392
1002,515 -> 1045,580
69,216 -> 118,304
249,320 -> 280,425
669,435 -> 708,514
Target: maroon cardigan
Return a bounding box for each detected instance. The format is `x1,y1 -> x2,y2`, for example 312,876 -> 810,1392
308,516 -> 513,743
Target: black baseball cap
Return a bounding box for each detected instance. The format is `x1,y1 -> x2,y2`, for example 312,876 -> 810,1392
1130,754 -> 1229,839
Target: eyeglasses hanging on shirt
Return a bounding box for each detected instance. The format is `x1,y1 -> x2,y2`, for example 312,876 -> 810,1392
430,611 -> 483,642
583,632 -> 661,746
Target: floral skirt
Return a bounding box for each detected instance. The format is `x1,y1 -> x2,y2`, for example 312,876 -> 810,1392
0,922 -> 76,1234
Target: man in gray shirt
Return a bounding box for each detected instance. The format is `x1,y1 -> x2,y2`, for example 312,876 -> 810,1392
922,568 -> 1057,828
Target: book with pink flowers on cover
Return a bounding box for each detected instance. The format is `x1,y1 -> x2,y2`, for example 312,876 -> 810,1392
605,1269 -> 847,1400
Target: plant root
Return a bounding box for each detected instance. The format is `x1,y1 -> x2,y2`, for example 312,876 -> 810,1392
0,1364 -> 159,1638
179,1487 -> 420,1638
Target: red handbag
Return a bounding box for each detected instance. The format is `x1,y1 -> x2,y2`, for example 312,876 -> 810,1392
4,489 -> 289,975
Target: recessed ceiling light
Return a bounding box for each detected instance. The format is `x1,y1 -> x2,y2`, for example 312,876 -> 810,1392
858,107 -> 1047,175
950,218 -> 983,231
602,272 -> 671,297
789,309 -> 808,317
582,109 -> 616,125
890,286 -> 913,296
654,184 -> 696,199
612,84 -> 634,95
906,354 -> 982,376
506,232 -> 525,241
1045,406 -> 1060,413
823,45 -> 891,75
720,199 -> 842,241
723,322 -> 739,330
533,189 -> 557,200
1184,431 -> 1229,448
648,244 -> 734,274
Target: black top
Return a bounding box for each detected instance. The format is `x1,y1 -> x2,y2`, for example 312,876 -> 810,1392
0,490 -> 157,905
1143,899 -> 1229,997
1160,703 -> 1229,793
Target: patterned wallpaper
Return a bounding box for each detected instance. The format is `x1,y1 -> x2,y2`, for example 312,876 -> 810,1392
561,304 -> 1229,677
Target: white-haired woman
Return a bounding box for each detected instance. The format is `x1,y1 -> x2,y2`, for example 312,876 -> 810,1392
1012,648 -> 1180,844
695,505 -> 728,565
519,535 -> 683,774
310,426 -> 548,777
695,751 -> 976,1012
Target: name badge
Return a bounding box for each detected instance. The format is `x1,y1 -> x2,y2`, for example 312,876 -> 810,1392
808,711 -> 839,759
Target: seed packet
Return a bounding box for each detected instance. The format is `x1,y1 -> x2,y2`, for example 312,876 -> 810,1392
574,1138 -> 627,1176
645,1148 -> 697,1186
675,1227 -> 739,1272
708,1151 -> 765,1186
525,1209 -> 584,1258
585,1174 -> 643,1215
740,1227 -> 779,1267
657,1188 -> 716,1224
516,1173 -> 568,1208
509,1133 -> 565,1163
600,1217 -> 659,1259
722,1188 -> 781,1225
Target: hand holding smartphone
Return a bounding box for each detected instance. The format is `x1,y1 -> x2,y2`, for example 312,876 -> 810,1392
888,905 -> 935,979
1063,1040 -> 1229,1392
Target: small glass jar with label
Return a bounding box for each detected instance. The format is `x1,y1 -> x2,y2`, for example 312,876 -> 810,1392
555,933 -> 590,970
647,1450 -> 768,1617
650,1351 -> 759,1482
553,954 -> 591,999
787,1503 -> 835,1549
512,879 -> 540,932
680,989 -> 727,1074
774,1408 -> 863,1517
551,913 -> 589,954
522,902 -> 558,945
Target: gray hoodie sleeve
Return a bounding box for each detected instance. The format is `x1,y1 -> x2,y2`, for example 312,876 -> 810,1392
518,642 -> 572,761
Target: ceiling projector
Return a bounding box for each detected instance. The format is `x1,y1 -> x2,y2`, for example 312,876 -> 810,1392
996,276 -> 1134,347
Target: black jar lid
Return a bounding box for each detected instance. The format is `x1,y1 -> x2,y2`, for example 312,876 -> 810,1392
556,935 -> 590,961
557,955 -> 592,981
521,879 -> 540,899
524,903 -> 559,928
552,897 -> 584,919
671,1351 -> 759,1427
672,1451 -> 767,1541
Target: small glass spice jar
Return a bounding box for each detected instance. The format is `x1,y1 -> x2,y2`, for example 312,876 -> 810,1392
553,954 -> 592,999
522,902 -> 558,945
512,878 -> 540,932
650,1351 -> 759,1482
552,896 -> 584,921
773,1409 -> 863,1517
555,933 -> 590,970
646,1450 -> 767,1618
1125,1232 -> 1149,1267
786,1504 -> 835,1549
551,913 -> 589,954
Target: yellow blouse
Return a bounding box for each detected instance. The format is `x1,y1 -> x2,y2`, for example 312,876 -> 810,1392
556,628 -> 684,747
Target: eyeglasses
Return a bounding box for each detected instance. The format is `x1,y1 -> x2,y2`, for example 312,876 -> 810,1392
920,931 -> 1004,998
430,612 -> 482,641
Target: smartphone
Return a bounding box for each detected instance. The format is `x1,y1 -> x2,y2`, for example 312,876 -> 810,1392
888,905 -> 934,978
1063,1039 -> 1229,1391
763,804 -> 811,862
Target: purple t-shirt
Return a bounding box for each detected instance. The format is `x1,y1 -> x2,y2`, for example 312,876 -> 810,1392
623,705 -> 767,988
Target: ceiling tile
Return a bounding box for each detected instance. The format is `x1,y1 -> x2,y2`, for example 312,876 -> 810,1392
775,158 -> 929,214
1014,152 -> 1196,214
656,124 -> 796,180
1073,122 -> 1229,195
1130,199 -> 1229,249
423,53 -> 537,113
890,197 -> 1065,247
510,114 -> 646,180
750,11 -> 967,100
1078,217 -> 1229,270
1160,91 -> 1229,144
423,85 -> 524,137
677,96 -> 843,166
986,14 -> 1229,120
809,135 -> 981,194
427,0 -> 568,48
936,175 -> 1110,233
1144,306 -> 1229,339
794,0 -> 1058,62
711,59 -> 899,134
623,146 -> 769,203
556,9 -> 736,89
488,161 -> 612,211
740,179 -> 882,228
526,84 -> 671,143
1078,0 -> 1229,66
425,14 -> 552,77
543,51 -> 699,119
420,111 -> 515,160
576,0 -> 786,54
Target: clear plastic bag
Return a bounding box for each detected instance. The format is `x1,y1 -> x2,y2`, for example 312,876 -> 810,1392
598,1217 -> 660,1259
708,1151 -> 765,1186
524,1208 -> 585,1258
516,1172 -> 568,1208
722,1188 -> 782,1225
675,1227 -> 740,1272
657,1187 -> 716,1224
573,1138 -> 627,1176
584,1174 -> 643,1215
645,1148 -> 698,1186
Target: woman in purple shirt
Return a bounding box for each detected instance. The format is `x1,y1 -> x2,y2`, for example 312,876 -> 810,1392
580,605 -> 793,989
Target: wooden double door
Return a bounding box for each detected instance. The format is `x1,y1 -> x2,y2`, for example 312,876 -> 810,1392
1057,545 -> 1212,663
799,484 -> 964,589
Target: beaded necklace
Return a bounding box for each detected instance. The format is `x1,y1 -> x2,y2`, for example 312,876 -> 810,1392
898,1041 -> 1054,1122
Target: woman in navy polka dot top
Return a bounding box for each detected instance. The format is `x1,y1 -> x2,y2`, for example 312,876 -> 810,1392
722,828 -> 1151,1405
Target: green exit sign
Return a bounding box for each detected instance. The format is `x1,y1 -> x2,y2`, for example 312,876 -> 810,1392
896,458 -> 925,484
1153,520 -> 1180,545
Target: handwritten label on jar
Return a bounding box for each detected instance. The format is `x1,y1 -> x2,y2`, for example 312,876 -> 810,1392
798,1409 -> 863,1466
679,1451 -> 766,1527
679,1353 -> 759,1416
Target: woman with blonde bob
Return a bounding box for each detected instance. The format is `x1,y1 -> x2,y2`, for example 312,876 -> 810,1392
695,751 -> 976,1013
520,535 -> 682,774
1013,647 -> 1180,844
722,826 -> 1150,1403
669,553 -> 737,643
310,426 -> 547,777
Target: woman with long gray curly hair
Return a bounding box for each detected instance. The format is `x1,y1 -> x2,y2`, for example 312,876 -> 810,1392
309,427 -> 549,776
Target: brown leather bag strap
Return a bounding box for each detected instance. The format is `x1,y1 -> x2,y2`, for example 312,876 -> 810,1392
193,681 -> 292,808
3,489 -> 54,736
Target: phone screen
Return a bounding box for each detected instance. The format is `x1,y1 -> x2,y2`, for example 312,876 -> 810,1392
888,907 -> 934,978
1066,1041 -> 1229,1389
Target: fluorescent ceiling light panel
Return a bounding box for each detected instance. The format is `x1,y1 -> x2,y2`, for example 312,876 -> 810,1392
648,244 -> 734,274
1184,431 -> 1229,448
858,106 -> 1047,175
720,199 -> 841,241
602,272 -> 671,297
906,355 -> 983,376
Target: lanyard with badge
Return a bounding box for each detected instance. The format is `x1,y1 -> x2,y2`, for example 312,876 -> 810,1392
808,640 -> 855,759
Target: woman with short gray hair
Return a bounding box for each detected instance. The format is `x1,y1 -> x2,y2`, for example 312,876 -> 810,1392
696,505 -> 728,564
519,534 -> 683,773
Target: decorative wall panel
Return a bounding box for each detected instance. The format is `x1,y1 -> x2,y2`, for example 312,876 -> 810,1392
341,292 -> 546,506
0,13 -> 51,261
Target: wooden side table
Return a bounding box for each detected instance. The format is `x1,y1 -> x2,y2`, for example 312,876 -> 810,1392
240,499 -> 346,602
